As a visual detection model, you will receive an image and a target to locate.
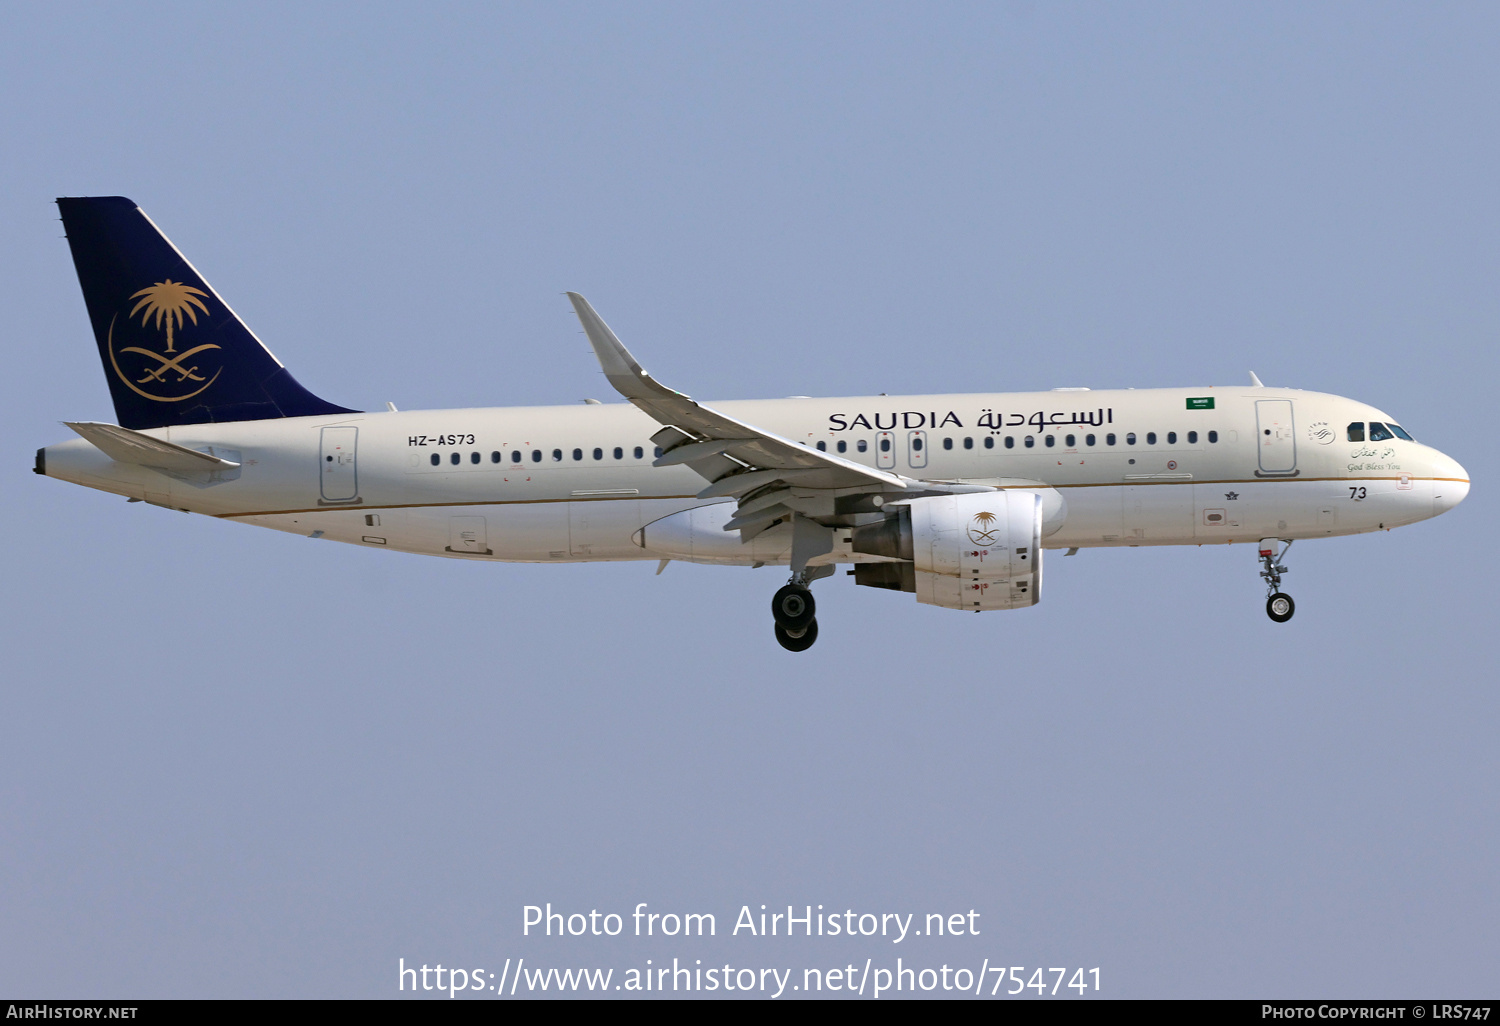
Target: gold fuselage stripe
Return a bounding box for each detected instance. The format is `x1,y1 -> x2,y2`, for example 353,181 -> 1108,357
213,476 -> 1468,520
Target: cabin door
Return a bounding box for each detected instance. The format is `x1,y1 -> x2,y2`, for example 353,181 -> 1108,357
1255,400 -> 1297,474
319,426 -> 358,502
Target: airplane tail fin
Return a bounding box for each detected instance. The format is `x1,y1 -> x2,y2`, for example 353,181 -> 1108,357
56,196 -> 356,430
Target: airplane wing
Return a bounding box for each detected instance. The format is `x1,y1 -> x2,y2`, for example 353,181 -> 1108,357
567,293 -> 988,538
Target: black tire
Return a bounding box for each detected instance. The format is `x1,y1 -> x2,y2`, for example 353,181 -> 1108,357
1266,592 -> 1295,623
775,618 -> 818,652
771,585 -> 816,630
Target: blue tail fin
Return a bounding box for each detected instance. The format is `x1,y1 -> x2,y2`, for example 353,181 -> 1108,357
57,196 -> 357,429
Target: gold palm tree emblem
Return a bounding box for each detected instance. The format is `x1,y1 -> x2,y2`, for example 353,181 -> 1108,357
129,279 -> 209,353
970,509 -> 1000,543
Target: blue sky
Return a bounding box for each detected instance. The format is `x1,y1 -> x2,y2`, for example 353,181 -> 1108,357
1,2 -> 1494,998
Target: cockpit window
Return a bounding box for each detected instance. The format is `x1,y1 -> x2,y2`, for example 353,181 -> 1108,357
1368,422 -> 1394,442
1388,423 -> 1414,441
1346,422 -> 1365,442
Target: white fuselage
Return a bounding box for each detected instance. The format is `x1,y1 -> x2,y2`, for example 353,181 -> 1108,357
40,386 -> 1469,565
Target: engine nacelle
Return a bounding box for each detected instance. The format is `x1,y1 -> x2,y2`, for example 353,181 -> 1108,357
852,491 -> 1043,611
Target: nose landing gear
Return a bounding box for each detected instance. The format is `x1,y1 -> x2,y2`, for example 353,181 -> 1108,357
1259,538 -> 1295,623
772,572 -> 822,651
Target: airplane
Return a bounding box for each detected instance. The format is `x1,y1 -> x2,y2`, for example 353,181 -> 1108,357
35,197 -> 1470,651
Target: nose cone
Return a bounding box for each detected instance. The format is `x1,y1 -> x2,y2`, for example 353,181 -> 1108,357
1432,454 -> 1469,516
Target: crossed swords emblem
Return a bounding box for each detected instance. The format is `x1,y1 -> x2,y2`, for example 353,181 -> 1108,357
968,513 -> 1001,545
120,343 -> 222,384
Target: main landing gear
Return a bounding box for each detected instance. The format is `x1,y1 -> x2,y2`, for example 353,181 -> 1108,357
1259,538 -> 1295,623
772,578 -> 819,652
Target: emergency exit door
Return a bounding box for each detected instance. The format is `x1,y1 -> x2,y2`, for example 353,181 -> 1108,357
319,426 -> 358,502
907,430 -> 928,469
1255,400 -> 1297,475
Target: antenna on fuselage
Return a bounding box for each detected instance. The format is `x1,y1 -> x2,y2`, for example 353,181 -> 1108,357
1248,371 -> 1264,387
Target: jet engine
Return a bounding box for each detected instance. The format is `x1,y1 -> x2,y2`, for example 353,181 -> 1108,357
851,491 -> 1043,611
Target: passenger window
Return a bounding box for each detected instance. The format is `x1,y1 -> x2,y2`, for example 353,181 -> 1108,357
593,447 -> 603,460
1208,431 -> 1218,443
1065,434 -> 1075,447
634,446 -> 644,459
490,451 -> 501,463
942,437 -> 953,450
430,453 -> 440,466
613,446 -> 623,459
837,440 -> 847,453
470,452 -> 480,464
816,441 -> 827,451
1146,432 -> 1156,445
1044,435 -> 1054,447
1389,424 -> 1414,441
1167,431 -> 1176,444
450,452 -> 461,465
552,449 -> 562,462
654,447 -> 663,458
511,450 -> 521,463
1347,422 -> 1365,442
857,439 -> 868,452
1085,434 -> 1095,446
1024,436 -> 1035,448
572,448 -> 582,461
531,450 -> 542,463
912,437 -> 923,451
879,438 -> 891,453
1126,433 -> 1136,445
1187,431 -> 1197,444
963,437 -> 973,450
1368,422 -> 1394,442
1106,433 -> 1116,446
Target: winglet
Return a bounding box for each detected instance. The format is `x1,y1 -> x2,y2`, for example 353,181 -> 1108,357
566,292 -> 691,405
1249,371 -> 1264,387
563,292 -> 910,495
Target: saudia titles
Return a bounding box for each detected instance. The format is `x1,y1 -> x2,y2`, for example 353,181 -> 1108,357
827,407 -> 1114,431
106,279 -> 222,402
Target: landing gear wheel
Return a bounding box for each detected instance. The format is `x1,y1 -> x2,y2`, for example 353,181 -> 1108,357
1258,540 -> 1295,623
1266,592 -> 1295,623
775,618 -> 818,652
771,585 -> 816,630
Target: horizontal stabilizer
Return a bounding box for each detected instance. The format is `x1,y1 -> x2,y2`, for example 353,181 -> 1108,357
64,421 -> 240,471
